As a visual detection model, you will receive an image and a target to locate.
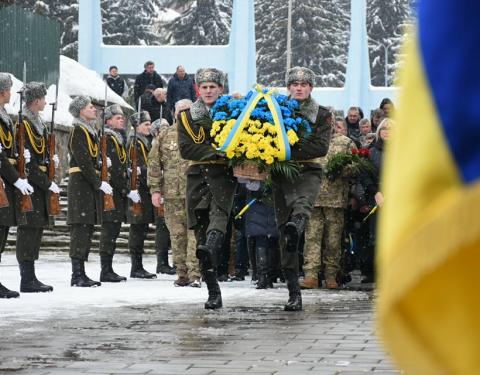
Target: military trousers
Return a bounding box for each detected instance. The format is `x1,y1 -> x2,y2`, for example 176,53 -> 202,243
16,226 -> 44,262
164,199 -> 200,279
69,224 -> 94,261
129,223 -> 149,255
0,225 -> 9,255
99,221 -> 122,257
155,216 -> 170,255
304,207 -> 344,279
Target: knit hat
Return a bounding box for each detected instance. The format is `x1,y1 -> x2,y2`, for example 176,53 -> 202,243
24,82 -> 47,104
196,68 -> 224,86
69,95 -> 92,117
285,66 -> 316,86
0,73 -> 12,92
130,110 -> 151,127
105,104 -> 123,120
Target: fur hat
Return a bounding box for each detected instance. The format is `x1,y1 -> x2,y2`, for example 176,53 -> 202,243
69,95 -> 92,118
130,111 -> 151,127
105,104 -> 123,121
285,66 -> 316,86
0,73 -> 12,92
24,82 -> 47,104
195,68 -> 224,86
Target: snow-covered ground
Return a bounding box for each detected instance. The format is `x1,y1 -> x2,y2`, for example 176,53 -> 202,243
0,252 -> 369,325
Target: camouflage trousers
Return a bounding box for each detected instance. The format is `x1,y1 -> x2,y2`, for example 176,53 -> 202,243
303,206 -> 344,279
164,198 -> 200,280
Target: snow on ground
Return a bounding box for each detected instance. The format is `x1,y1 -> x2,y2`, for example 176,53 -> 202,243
0,252 -> 369,325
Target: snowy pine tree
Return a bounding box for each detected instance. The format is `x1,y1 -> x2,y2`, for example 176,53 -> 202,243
367,0 -> 413,86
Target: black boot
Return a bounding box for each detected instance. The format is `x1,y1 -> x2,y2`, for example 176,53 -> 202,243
0,282 -> 20,298
100,255 -> 126,282
284,269 -> 302,311
130,253 -> 157,279
196,230 -> 223,270
156,251 -> 176,275
256,246 -> 269,289
203,270 -> 222,310
71,258 -> 101,287
284,214 -> 308,253
19,261 -> 53,293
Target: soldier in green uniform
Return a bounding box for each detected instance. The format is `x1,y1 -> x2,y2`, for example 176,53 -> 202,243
99,104 -> 140,282
68,96 -> 114,287
0,73 -> 34,298
300,127 -> 356,290
15,82 -> 60,293
272,67 -> 332,311
127,111 -> 156,279
148,99 -> 202,287
177,68 -> 237,309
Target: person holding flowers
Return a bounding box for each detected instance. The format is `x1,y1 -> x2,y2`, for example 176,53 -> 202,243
177,68 -> 236,310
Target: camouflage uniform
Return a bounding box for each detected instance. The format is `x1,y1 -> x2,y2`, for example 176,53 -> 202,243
304,133 -> 356,282
147,123 -> 200,282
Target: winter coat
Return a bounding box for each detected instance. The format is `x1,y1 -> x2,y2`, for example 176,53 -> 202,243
67,119 -> 102,225
0,109 -> 19,227
141,92 -> 172,125
134,71 -> 163,103
166,73 -> 196,111
127,134 -> 154,224
354,138 -> 384,208
244,189 -> 278,238
346,117 -> 361,143
106,75 -> 128,98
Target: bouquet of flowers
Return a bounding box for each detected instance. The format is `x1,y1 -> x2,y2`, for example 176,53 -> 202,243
210,85 -> 311,181
325,147 -> 375,181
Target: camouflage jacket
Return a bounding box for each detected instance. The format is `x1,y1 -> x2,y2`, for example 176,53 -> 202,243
315,132 -> 356,208
147,122 -> 189,200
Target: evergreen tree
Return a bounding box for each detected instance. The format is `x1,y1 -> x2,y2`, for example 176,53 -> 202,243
367,0 -> 413,86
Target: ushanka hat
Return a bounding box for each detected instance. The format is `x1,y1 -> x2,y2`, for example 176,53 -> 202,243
130,110 -> 151,127
285,66 -> 316,86
0,73 -> 13,92
105,104 -> 124,120
195,68 -> 224,86
69,95 -> 92,117
24,82 -> 47,104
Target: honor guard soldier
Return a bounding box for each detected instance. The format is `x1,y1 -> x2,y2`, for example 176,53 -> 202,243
67,96 -> 114,287
98,104 -> 139,282
0,73 -> 34,298
272,67 -> 332,311
177,68 -> 237,309
15,82 -> 60,293
127,110 -> 156,279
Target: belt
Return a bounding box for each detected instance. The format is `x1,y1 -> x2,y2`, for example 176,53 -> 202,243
68,167 -> 100,175
8,158 -> 16,165
189,160 -> 227,166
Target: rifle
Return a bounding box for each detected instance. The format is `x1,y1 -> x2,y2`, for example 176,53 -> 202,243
101,82 -> 115,211
17,62 -> 33,213
129,97 -> 142,216
155,104 -> 164,217
47,79 -> 61,215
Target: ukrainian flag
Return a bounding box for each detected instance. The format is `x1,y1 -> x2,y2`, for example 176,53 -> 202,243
377,1 -> 480,373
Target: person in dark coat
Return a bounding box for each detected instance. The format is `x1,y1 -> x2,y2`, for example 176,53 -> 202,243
15,82 -> 60,293
67,96 -> 114,287
272,67 -> 332,311
134,61 -> 164,104
0,73 -> 33,298
106,66 -> 128,99
345,106 -> 361,142
99,104 -> 140,282
178,68 -> 237,310
127,111 -> 156,279
150,88 -> 173,125
167,66 -> 196,114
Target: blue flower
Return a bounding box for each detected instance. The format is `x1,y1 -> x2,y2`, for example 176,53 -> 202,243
275,94 -> 288,105
287,99 -> 300,111
284,118 -> 295,129
265,112 -> 273,123
245,91 -> 253,100
231,108 -> 241,118
213,111 -> 227,121
280,106 -> 292,118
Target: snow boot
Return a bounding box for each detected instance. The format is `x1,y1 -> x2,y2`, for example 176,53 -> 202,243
203,270 -> 222,310
130,253 -> 156,279
156,251 -> 175,275
196,230 -> 223,270
0,281 -> 19,298
284,214 -> 308,253
256,246 -> 271,289
19,261 -> 53,293
71,258 -> 101,287
284,269 -> 302,311
100,255 -> 126,283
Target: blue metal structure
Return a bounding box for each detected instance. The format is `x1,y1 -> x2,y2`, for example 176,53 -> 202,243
79,0 -> 397,113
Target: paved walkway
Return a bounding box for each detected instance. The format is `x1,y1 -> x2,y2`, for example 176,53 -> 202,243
0,253 -> 399,375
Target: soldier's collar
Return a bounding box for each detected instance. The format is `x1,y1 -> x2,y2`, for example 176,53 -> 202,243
190,99 -> 210,121
297,96 -> 320,124
23,105 -> 47,135
73,117 -> 97,137
0,106 -> 13,128
105,127 -> 124,145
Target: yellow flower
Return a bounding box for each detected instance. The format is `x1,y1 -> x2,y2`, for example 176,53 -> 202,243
226,150 -> 235,159
287,129 -> 299,145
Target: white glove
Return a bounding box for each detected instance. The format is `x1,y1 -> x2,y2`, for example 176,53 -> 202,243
14,178 -> 34,195
127,167 -> 142,176
24,149 -> 31,164
53,154 -> 59,169
127,190 -> 141,203
48,181 -> 60,194
107,157 -> 112,168
0,143 -> 3,153
99,181 -> 113,195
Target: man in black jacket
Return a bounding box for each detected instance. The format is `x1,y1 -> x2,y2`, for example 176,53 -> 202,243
167,66 -> 196,115
134,61 -> 163,104
106,66 -> 128,99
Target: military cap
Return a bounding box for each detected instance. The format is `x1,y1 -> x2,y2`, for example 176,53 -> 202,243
285,66 -> 316,86
0,73 -> 13,92
69,95 -> 92,118
130,110 -> 151,127
24,82 -> 47,104
105,104 -> 124,121
196,68 -> 224,86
